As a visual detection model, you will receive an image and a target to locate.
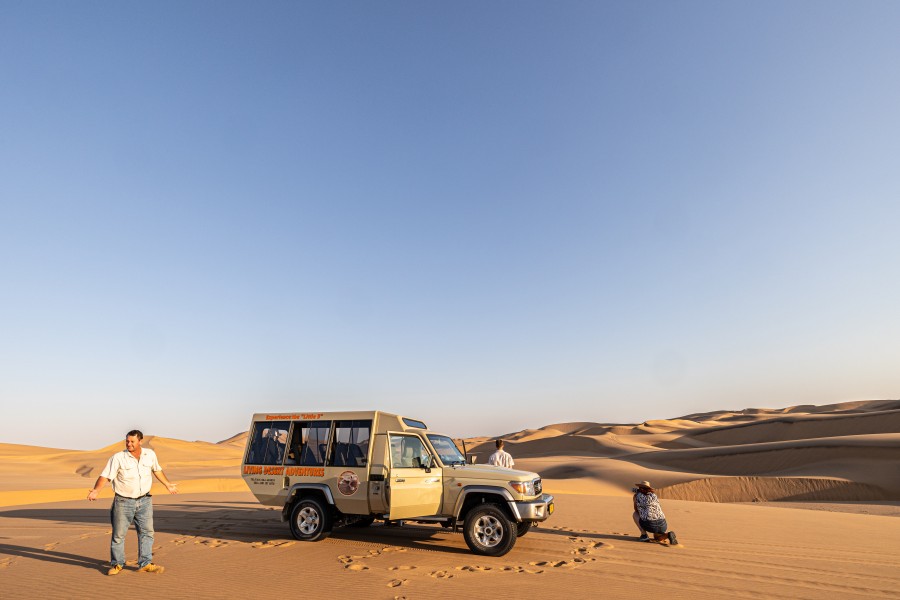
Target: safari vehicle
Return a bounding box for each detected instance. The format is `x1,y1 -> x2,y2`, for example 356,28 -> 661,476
241,411 -> 554,556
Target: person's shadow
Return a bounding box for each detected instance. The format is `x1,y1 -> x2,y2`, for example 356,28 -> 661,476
0,543 -> 108,573
529,525 -> 637,543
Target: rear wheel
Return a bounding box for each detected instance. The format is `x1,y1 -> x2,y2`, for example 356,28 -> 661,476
463,504 -> 517,556
516,521 -> 532,537
289,497 -> 332,541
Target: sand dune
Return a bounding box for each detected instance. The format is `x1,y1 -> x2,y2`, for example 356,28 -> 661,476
480,401 -> 900,503
660,476 -> 892,503
1,400 -> 898,598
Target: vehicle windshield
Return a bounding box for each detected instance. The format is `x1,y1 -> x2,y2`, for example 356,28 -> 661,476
426,434 -> 466,466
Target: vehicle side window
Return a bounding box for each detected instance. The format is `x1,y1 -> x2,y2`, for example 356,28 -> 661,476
283,421 -> 331,466
389,434 -> 428,468
328,420 -> 372,467
245,421 -> 290,465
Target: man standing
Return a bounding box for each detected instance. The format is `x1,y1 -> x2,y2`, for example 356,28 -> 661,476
487,439 -> 515,468
87,430 -> 178,575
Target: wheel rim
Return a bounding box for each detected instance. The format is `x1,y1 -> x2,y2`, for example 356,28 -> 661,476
297,506 -> 320,534
474,514 -> 504,547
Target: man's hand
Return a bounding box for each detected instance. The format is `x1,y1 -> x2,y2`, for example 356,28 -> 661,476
87,489 -> 99,501
166,483 -> 178,494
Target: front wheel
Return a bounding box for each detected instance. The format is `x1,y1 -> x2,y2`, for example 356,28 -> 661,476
516,521 -> 532,537
289,498 -> 332,542
463,504 -> 517,556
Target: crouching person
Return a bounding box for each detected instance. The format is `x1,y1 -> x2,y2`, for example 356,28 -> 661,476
633,480 -> 678,545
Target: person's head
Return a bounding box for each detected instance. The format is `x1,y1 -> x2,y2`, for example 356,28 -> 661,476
495,439 -> 504,450
635,480 -> 654,494
125,430 -> 144,452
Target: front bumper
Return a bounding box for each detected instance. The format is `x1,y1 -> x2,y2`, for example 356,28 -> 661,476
512,493 -> 554,522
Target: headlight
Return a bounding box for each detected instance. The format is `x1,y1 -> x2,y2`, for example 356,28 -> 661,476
509,480 -> 535,495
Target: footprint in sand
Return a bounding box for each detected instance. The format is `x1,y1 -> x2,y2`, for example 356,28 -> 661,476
457,565 -> 493,573
198,539 -> 228,548
530,558 -> 590,569
387,579 -> 408,588
388,566 -> 417,571
43,542 -> 59,551
429,570 -> 453,579
0,558 -> 12,568
346,564 -> 369,571
251,540 -> 296,549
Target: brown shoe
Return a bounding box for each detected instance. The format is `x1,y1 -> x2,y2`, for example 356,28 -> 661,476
107,564 -> 123,576
138,563 -> 165,574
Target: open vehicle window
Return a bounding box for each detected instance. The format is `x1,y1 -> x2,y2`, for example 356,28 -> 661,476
389,434 -> 429,468
245,421 -> 290,465
283,421 -> 329,466
328,420 -> 372,467
283,421 -> 331,466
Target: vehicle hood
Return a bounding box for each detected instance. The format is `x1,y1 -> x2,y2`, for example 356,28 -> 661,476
445,463 -> 538,480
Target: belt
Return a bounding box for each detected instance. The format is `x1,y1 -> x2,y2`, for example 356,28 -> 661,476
115,492 -> 152,499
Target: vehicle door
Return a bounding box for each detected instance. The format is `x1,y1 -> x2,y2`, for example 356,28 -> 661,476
386,432 -> 442,520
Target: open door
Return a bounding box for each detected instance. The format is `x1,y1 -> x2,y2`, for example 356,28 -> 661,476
386,432 -> 442,520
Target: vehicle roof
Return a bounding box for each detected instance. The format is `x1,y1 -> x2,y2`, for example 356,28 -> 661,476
248,410 -> 429,430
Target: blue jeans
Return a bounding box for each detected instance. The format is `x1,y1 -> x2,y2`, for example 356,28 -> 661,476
110,494 -> 154,567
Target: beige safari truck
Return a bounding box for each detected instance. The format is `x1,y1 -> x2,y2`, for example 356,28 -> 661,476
241,411 -> 554,556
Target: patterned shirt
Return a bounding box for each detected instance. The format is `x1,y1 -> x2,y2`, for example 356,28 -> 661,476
634,491 -> 665,521
487,449 -> 515,468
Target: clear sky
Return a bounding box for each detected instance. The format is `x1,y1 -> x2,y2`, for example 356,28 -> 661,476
2,2 -> 898,450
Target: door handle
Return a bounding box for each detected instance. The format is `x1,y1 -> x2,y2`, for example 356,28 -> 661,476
395,478 -> 405,483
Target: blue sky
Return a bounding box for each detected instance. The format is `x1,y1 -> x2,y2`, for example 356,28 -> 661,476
2,2 -> 898,449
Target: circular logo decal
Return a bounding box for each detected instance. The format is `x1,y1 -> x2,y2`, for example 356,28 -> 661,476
338,471 -> 360,496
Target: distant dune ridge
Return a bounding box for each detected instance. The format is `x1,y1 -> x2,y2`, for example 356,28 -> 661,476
468,399 -> 900,502
0,400 -> 897,507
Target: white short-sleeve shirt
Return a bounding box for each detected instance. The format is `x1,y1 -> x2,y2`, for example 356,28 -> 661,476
487,449 -> 515,469
100,448 -> 162,498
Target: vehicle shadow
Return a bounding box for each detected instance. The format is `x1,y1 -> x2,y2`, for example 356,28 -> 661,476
0,502 -> 471,555
0,502 -> 285,544
331,523 -> 473,554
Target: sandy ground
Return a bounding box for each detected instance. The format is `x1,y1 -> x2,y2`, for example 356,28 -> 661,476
2,400 -> 899,599
2,492 -> 899,600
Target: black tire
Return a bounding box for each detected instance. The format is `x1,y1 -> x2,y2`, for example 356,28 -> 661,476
289,497 -> 332,541
463,503 -> 517,556
516,521 -> 532,537
347,515 -> 376,528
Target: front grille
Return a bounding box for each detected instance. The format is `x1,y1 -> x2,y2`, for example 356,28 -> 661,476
534,478 -> 542,495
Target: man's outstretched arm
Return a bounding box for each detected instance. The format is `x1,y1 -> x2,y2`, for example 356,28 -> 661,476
87,477 -> 110,501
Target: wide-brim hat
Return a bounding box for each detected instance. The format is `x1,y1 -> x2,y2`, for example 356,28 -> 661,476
635,481 -> 652,488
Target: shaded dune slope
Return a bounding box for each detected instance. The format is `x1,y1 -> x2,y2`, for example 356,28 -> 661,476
471,400 -> 900,502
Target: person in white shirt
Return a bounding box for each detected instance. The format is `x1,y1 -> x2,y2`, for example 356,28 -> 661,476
487,439 -> 515,468
87,430 -> 178,575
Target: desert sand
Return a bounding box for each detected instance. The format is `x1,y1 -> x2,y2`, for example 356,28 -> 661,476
1,400 -> 899,599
